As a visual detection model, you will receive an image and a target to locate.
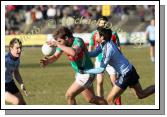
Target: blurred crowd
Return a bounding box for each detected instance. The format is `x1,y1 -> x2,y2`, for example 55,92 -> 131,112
5,5 -> 155,35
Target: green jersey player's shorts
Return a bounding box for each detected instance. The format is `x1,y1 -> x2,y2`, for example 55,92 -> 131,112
75,73 -> 95,88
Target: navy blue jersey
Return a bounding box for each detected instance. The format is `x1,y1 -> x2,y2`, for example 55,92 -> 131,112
5,53 -> 20,83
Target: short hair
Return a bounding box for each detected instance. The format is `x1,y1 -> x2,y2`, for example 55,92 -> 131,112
99,16 -> 108,22
9,38 -> 22,48
53,27 -> 73,40
97,27 -> 112,42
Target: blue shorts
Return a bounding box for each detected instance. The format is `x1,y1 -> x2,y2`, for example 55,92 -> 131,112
115,66 -> 140,90
149,40 -> 155,46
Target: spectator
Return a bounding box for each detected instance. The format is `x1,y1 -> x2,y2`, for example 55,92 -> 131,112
47,5 -> 56,19
145,19 -> 155,62
35,7 -> 43,22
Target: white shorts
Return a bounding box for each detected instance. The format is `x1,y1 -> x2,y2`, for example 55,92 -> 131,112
75,73 -> 95,88
95,60 -> 116,75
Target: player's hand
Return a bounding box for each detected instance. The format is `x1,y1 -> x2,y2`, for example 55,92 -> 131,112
47,40 -> 59,47
47,40 -> 64,47
21,84 -> 28,97
21,83 -> 26,90
40,57 -> 49,67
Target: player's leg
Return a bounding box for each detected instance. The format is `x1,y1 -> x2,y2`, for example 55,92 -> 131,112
107,85 -> 124,105
110,74 -> 122,105
5,92 -> 19,105
130,82 -> 155,99
82,85 -> 108,105
65,81 -> 85,105
129,66 -> 155,99
15,92 -> 26,105
5,92 -> 26,105
96,73 -> 104,97
106,65 -> 121,105
149,41 -> 155,62
5,81 -> 26,105
95,60 -> 104,97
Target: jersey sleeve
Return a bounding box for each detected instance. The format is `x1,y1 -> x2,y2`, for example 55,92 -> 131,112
88,45 -> 102,57
56,47 -> 62,53
100,45 -> 113,68
72,38 -> 84,54
16,59 -> 20,68
83,44 -> 113,74
84,67 -> 105,74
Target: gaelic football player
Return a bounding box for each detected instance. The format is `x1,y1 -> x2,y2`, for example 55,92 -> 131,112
40,27 -> 107,105
80,27 -> 155,105
89,16 -> 121,104
5,38 -> 27,105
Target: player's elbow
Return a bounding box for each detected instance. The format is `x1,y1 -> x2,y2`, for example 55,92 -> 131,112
70,52 -> 76,57
66,50 -> 76,57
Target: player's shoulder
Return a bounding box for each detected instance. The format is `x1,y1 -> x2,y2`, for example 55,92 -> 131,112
5,52 -> 20,63
74,37 -> 84,43
5,52 -> 9,57
5,52 -> 11,66
5,52 -> 10,61
72,37 -> 84,47
107,41 -> 115,49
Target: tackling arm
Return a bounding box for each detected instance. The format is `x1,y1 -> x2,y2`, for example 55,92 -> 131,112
82,45 -> 112,74
88,45 -> 102,57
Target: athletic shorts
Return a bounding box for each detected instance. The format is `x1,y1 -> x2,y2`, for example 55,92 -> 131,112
95,60 -> 116,75
115,66 -> 140,90
75,73 -> 95,88
149,40 -> 155,46
5,80 -> 19,94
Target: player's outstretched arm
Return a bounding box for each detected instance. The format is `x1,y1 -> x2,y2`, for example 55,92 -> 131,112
83,67 -> 105,74
14,69 -> 28,96
88,45 -> 102,57
40,51 -> 62,67
47,40 -> 76,57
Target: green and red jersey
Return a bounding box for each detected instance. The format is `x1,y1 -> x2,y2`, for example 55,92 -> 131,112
56,37 -> 94,73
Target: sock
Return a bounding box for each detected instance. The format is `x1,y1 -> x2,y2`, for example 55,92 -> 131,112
114,96 -> 121,105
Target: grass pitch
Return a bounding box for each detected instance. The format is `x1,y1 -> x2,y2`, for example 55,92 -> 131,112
8,45 -> 155,105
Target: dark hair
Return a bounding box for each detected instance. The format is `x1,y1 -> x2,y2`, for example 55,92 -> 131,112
53,27 -> 73,40
9,38 -> 22,49
99,16 -> 108,22
97,27 -> 112,42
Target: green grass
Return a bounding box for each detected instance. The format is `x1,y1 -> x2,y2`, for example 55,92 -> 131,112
7,45 -> 155,105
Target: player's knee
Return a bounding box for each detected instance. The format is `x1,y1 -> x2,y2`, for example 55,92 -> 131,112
12,97 -> 20,105
136,93 -> 145,99
65,92 -> 74,100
